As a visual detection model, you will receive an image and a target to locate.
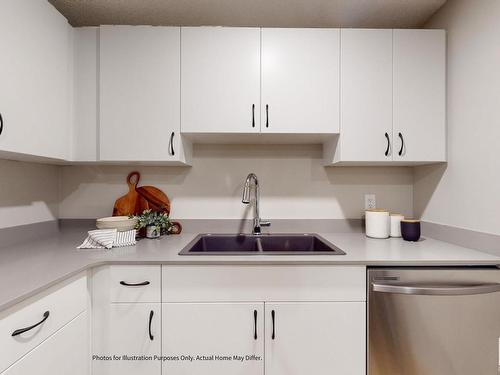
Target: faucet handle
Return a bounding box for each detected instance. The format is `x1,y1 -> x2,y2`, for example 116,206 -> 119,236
260,220 -> 271,227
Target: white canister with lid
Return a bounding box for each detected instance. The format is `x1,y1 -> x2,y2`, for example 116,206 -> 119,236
390,214 -> 405,237
365,209 -> 390,239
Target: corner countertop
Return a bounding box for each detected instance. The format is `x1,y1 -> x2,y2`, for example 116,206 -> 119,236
1,224 -> 499,312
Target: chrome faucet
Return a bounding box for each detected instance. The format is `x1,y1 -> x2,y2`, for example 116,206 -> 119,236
242,173 -> 271,234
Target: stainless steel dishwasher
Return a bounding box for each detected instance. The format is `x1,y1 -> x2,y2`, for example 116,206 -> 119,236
368,267 -> 500,375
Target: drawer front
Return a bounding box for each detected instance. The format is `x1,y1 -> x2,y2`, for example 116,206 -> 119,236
162,265 -> 366,302
109,265 -> 161,303
2,312 -> 88,375
0,273 -> 87,373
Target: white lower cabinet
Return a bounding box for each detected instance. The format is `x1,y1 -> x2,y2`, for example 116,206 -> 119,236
92,265 -> 366,375
3,312 -> 88,375
161,301 -> 365,375
162,303 -> 264,375
265,302 -> 366,375
93,303 -> 161,375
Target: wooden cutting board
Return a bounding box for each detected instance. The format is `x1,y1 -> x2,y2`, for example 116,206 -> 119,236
113,171 -> 182,234
136,185 -> 171,214
112,171 -> 149,216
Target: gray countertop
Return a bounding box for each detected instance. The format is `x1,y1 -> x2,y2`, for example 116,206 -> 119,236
1,224 -> 499,312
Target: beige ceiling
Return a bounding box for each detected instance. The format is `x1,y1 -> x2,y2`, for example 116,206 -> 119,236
49,0 -> 447,28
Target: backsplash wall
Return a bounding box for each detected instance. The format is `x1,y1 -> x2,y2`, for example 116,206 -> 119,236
0,159 -> 59,229
59,144 -> 413,220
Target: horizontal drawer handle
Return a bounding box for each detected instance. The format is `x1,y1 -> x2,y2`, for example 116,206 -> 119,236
12,311 -> 50,337
119,281 -> 150,287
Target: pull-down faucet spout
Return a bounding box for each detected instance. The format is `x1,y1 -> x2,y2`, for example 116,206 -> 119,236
242,173 -> 271,234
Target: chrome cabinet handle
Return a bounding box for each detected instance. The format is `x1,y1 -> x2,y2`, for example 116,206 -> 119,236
384,132 -> 390,156
120,281 -> 150,286
12,311 -> 50,337
148,310 -> 154,341
253,310 -> 257,340
265,105 -> 269,128
0,112 -> 3,135
398,132 -> 404,156
252,104 -> 255,128
372,282 -> 500,296
169,132 -> 175,156
271,309 -> 275,340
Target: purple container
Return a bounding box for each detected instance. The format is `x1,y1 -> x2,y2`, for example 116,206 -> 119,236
401,220 -> 421,242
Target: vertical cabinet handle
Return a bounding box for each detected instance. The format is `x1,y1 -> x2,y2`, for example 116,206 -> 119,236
12,311 -> 50,337
148,310 -> 154,341
253,310 -> 258,340
384,132 -> 391,156
0,112 -> 3,135
252,104 -> 255,128
271,309 -> 275,340
265,105 -> 269,128
169,132 -> 175,156
398,132 -> 404,156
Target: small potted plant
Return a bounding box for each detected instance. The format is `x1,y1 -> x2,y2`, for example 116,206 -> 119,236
133,209 -> 172,239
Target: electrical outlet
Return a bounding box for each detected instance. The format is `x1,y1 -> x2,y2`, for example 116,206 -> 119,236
365,194 -> 376,210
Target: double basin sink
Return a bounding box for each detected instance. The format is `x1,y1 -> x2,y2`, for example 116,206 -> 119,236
179,233 -> 346,256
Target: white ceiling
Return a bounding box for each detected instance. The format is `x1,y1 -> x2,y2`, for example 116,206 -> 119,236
49,0 -> 447,28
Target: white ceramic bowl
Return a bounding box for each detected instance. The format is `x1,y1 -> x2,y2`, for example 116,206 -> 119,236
96,216 -> 138,232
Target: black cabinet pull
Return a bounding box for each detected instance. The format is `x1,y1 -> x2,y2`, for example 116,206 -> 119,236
148,310 -> 154,341
271,309 -> 275,340
265,104 -> 269,128
398,132 -> 404,156
12,311 -> 50,337
169,132 -> 175,156
384,132 -> 391,156
252,104 -> 255,128
120,281 -> 150,287
0,112 -> 3,135
253,310 -> 258,340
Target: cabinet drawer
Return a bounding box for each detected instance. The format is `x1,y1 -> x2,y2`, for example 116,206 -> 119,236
162,265 -> 366,302
3,312 -> 88,375
108,265 -> 161,303
0,273 -> 87,373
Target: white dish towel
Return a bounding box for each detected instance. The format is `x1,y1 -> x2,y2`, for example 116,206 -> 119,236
78,229 -> 137,249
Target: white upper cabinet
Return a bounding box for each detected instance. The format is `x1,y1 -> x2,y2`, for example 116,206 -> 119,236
181,27 -> 261,134
338,29 -> 393,162
0,0 -> 72,160
261,28 -> 340,134
325,28 -> 446,165
100,26 -> 191,164
72,27 -> 98,162
393,29 -> 446,162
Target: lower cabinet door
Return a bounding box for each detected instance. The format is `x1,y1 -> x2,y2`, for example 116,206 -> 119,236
265,302 -> 366,375
3,312 -> 88,375
93,303 -> 161,375
162,303 -> 264,375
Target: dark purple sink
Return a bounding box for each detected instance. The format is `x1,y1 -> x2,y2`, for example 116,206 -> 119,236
179,234 -> 346,255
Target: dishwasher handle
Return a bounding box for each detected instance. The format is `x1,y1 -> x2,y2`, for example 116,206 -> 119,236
372,281 -> 500,296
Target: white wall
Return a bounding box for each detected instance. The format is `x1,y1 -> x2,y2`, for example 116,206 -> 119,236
414,0 -> 500,235
0,159 -> 59,228
59,144 -> 413,220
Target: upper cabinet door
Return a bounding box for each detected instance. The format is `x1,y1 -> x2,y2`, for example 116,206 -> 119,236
261,28 -> 340,134
339,29 -> 393,162
393,29 -> 446,162
0,0 -> 71,160
181,27 -> 261,133
100,26 -> 189,163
